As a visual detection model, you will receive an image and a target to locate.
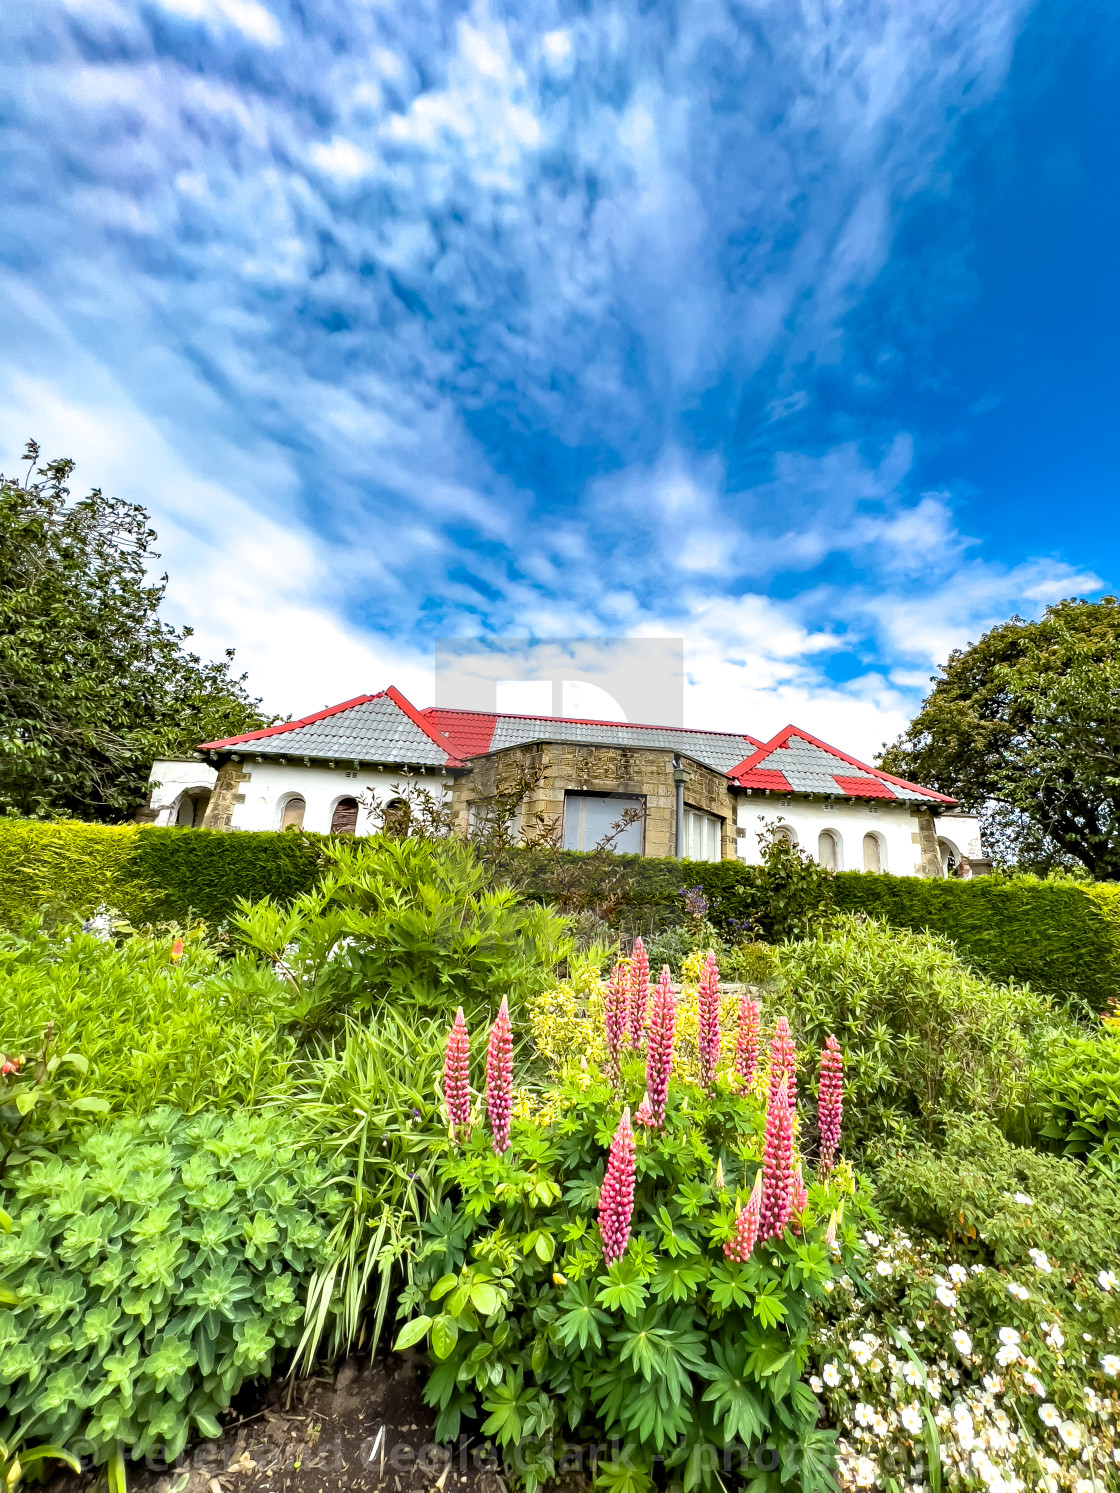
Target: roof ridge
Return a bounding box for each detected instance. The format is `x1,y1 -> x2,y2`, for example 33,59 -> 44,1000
424,704 -> 756,740
726,724 -> 956,804
197,693 -> 385,752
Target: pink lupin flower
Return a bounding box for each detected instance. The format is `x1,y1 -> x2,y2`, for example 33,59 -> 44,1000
634,1091 -> 655,1127
697,951 -> 721,1091
759,1073 -> 794,1241
791,1161 -> 809,1218
485,996 -> 513,1154
598,1107 -> 637,1265
604,960 -> 629,1085
644,966 -> 677,1128
817,1034 -> 844,1172
723,1170 -> 762,1264
767,1016 -> 797,1112
628,937 -> 650,1048
443,1006 -> 471,1135
733,993 -> 761,1087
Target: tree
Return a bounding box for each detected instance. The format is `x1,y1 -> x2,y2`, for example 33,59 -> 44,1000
878,597 -> 1120,878
0,441 -> 275,821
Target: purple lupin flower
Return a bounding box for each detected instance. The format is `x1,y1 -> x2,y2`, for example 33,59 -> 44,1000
759,1073 -> 794,1242
443,1006 -> 471,1136
485,996 -> 513,1154
645,966 -> 677,1128
817,1034 -> 844,1172
628,937 -> 650,1048
604,960 -> 629,1086
598,1108 -> 636,1265
698,951 -> 721,1092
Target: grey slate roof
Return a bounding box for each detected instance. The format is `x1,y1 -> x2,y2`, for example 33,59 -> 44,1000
207,694 -> 451,767
739,734 -> 948,802
486,717 -> 755,774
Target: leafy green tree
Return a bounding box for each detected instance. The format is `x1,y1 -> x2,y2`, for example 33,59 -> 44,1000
879,597 -> 1120,876
0,441 -> 273,821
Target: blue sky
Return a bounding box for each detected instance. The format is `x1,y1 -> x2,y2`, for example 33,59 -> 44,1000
1,0 -> 1116,756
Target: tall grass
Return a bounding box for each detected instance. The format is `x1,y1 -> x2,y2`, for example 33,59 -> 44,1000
274,1009 -> 451,1368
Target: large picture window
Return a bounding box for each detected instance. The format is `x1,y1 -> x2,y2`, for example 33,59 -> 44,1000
562,793 -> 644,853
682,807 -> 722,862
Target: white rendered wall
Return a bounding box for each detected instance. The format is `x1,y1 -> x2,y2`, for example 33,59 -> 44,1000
226,761 -> 452,835
146,759 -> 452,834
148,759 -> 217,824
733,796 -> 983,878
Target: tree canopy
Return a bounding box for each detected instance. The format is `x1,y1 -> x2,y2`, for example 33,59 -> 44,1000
0,441 -> 274,821
879,597 -> 1120,879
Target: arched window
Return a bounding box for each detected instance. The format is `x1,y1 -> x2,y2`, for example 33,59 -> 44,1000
771,823 -> 797,847
863,832 -> 883,873
330,797 -> 359,835
383,798 -> 409,837
175,790 -> 211,828
817,829 -> 841,870
280,796 -> 306,831
937,837 -> 960,878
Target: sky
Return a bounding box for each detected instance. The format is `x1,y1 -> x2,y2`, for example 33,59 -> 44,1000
1,0 -> 1118,759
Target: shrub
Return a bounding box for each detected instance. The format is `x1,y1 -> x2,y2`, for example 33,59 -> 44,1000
777,916 -> 1049,1149
1032,1027 -> 1120,1175
0,821 -> 151,927
809,1118 -> 1120,1487
0,923 -> 300,1133
0,1108 -> 345,1467
231,837 -> 571,1020
395,1001 -> 864,1492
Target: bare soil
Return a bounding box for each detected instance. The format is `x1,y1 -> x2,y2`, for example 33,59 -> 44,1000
56,1356 -> 508,1493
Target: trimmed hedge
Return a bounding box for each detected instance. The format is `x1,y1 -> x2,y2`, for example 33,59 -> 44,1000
2,819 -> 1119,1008
0,820 -> 323,927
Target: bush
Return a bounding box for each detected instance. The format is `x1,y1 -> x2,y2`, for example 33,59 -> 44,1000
231,837 -> 571,1021
832,871 -> 1120,1013
809,1118 -> 1120,1487
0,1108 -> 345,1466
1032,1027 -> 1120,1175
777,916 -> 1049,1149
397,1035 -> 860,1493
0,820 -> 151,927
0,923 -> 300,1140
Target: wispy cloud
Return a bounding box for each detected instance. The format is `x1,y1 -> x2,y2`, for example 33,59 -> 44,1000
0,0 -> 1095,749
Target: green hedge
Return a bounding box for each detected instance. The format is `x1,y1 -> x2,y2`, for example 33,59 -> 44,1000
0,819 -> 323,927
2,819 -> 1119,1008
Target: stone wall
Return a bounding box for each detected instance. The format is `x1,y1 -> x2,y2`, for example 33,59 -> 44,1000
451,741 -> 738,859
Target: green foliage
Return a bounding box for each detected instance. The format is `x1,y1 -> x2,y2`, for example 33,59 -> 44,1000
813,1137 -> 1120,1487
0,442 -> 272,821
396,1050 -> 860,1492
232,836 -> 570,1020
832,869 -> 1120,1013
1032,1027 -> 1120,1174
0,1108 -> 345,1466
133,825 -> 324,925
0,922 -> 300,1131
778,916 -> 1049,1149
0,1022 -> 109,1180
879,595 -> 1120,877
277,1010 -> 452,1370
0,820 -> 152,928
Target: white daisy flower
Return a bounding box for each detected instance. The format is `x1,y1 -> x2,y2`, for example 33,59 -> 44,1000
823,1362 -> 841,1386
809,1374 -> 823,1393
1058,1420 -> 1081,1450
1006,1281 -> 1029,1300
900,1404 -> 922,1434
936,1284 -> 958,1309
998,1327 -> 1021,1346
850,1339 -> 873,1365
1100,1353 -> 1120,1377
854,1402 -> 876,1427
1012,1192 -> 1033,1205
951,1328 -> 972,1355
948,1263 -> 968,1284
1028,1248 -> 1053,1274
1098,1269 -> 1119,1292
1038,1403 -> 1061,1427
853,1458 -> 877,1488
